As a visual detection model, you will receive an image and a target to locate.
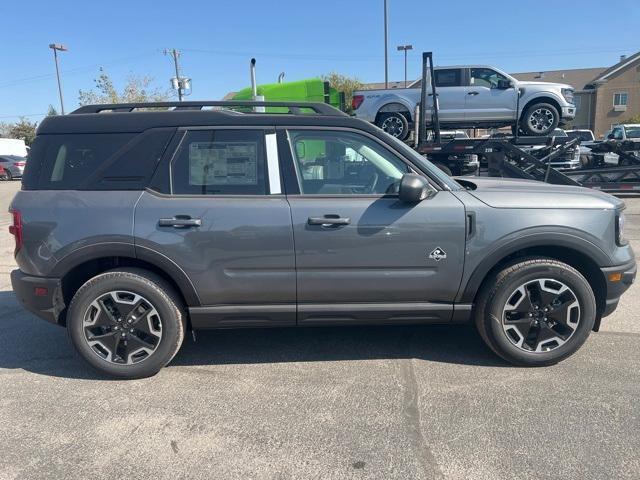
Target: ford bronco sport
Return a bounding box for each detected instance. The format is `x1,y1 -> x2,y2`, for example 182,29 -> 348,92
9,101 -> 636,378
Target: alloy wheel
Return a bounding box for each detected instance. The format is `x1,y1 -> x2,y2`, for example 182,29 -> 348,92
528,108 -> 555,133
381,116 -> 405,137
502,278 -> 580,353
83,291 -> 162,365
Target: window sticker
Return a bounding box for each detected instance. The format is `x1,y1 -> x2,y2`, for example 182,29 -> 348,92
189,141 -> 258,186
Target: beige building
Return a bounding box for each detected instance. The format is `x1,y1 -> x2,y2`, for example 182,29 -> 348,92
510,52 -> 640,137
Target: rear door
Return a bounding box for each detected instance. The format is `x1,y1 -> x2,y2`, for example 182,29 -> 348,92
429,68 -> 467,122
134,127 -> 296,327
281,127 -> 467,325
466,67 -> 517,121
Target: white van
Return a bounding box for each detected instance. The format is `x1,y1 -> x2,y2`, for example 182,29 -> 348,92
0,138 -> 29,157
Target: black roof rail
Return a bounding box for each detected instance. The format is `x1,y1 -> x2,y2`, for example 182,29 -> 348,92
71,100 -> 347,116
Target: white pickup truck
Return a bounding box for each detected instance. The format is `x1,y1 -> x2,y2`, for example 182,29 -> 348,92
352,65 -> 576,140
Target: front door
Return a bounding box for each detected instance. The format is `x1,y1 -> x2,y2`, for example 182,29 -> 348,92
134,128 -> 296,327
465,67 -> 517,122
283,128 -> 467,325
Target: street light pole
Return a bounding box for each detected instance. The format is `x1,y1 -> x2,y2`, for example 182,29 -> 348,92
49,44 -> 67,114
384,0 -> 388,89
397,44 -> 413,88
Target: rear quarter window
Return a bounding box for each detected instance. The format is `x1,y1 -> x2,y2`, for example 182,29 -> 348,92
24,130 -> 174,190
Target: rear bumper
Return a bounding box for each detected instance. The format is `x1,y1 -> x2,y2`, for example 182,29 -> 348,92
10,269 -> 64,325
600,259 -> 637,317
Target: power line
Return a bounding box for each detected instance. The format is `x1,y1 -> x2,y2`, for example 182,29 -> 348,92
0,51 -> 158,89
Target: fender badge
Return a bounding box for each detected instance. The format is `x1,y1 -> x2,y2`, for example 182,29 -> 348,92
429,247 -> 447,262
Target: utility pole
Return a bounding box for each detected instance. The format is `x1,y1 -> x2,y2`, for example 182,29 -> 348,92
164,48 -> 191,101
397,44 -> 413,87
49,44 -> 67,114
384,0 -> 388,89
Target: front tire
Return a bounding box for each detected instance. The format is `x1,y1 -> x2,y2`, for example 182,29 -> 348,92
475,259 -> 596,366
520,103 -> 560,136
67,268 -> 185,379
376,112 -> 410,140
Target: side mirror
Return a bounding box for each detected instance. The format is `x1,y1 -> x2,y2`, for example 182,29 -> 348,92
399,173 -> 434,203
607,133 -> 615,140
495,79 -> 513,89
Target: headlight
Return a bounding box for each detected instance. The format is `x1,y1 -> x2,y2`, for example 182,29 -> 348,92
617,212 -> 627,246
561,88 -> 575,104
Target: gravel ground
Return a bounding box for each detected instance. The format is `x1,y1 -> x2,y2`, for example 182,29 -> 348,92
0,180 -> 638,480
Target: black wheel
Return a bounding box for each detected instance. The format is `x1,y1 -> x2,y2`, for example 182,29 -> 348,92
520,103 -> 560,136
579,154 -> 591,168
5,170 -> 12,181
376,112 -> 410,140
67,268 -> 185,379
475,259 -> 596,366
432,162 -> 452,176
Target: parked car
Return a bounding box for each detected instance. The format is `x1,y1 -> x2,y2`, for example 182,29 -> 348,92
427,130 -> 479,176
600,124 -> 640,164
566,129 -> 596,166
0,164 -> 6,180
352,65 -> 576,140
523,129 -> 581,170
10,101 -> 635,378
0,155 -> 27,180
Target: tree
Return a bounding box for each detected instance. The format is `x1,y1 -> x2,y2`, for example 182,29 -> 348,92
78,68 -> 170,105
322,72 -> 364,114
47,105 -> 59,116
7,118 -> 38,146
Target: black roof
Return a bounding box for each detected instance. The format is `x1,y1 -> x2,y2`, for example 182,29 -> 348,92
37,101 -> 374,135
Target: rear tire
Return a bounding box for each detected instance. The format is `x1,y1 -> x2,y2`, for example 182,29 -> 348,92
5,170 -> 12,181
376,112 -> 410,141
520,103 -> 560,136
67,268 -> 185,379
579,154 -> 591,168
475,258 -> 596,366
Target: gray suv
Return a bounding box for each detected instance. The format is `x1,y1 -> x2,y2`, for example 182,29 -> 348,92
9,101 -> 636,379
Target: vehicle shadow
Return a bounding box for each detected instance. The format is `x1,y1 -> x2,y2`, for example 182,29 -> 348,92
0,290 -> 507,380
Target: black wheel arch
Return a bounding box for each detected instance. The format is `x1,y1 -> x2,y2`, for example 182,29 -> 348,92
375,103 -> 413,124
459,233 -> 609,317
51,243 -> 200,326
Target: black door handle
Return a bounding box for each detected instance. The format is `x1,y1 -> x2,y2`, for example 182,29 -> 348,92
308,215 -> 351,226
158,216 -> 202,228
468,91 -> 479,96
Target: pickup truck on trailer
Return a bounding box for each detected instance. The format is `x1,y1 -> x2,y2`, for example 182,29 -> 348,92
352,65 -> 576,140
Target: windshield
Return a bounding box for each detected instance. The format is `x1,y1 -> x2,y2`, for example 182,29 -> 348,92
624,126 -> 640,139
384,134 -> 463,191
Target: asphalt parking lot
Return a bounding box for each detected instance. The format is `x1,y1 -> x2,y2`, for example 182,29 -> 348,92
0,180 -> 638,480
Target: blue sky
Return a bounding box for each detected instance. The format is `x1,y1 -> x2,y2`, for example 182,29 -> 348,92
1,0 -> 639,122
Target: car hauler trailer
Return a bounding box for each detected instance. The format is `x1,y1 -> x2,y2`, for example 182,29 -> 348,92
411,52 -> 640,194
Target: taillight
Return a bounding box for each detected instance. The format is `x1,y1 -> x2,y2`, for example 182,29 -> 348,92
13,162 -> 25,167
9,210 -> 23,253
351,95 -> 364,111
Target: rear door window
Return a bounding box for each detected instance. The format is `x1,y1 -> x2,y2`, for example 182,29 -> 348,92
171,129 -> 268,195
434,69 -> 463,87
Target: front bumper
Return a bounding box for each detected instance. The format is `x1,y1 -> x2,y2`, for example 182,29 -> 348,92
10,269 -> 64,325
561,105 -> 576,120
600,259 -> 637,317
